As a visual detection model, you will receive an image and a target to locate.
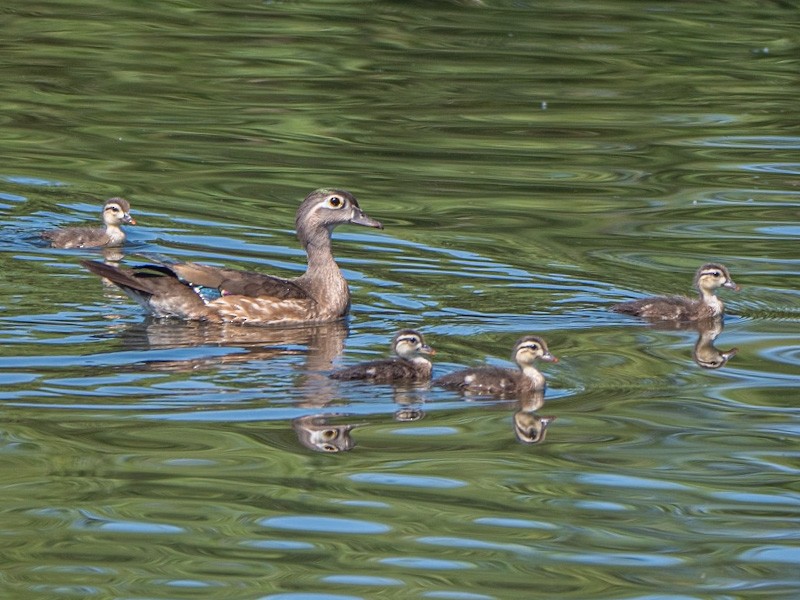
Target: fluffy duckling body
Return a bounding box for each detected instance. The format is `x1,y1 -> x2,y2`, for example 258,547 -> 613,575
434,335 -> 557,397
331,330 -> 435,383
43,198 -> 135,248
612,263 -> 739,321
81,189 -> 382,325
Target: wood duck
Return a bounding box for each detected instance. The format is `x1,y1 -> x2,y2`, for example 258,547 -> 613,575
612,263 -> 739,321
42,197 -> 135,248
330,329 -> 435,383
434,335 -> 557,397
81,189 -> 382,325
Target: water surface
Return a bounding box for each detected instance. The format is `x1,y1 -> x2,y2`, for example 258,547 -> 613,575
1,1 -> 798,598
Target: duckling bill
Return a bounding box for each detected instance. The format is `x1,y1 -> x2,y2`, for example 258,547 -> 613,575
43,197 -> 135,248
612,263 -> 739,321
81,189 -> 382,326
330,330 -> 435,383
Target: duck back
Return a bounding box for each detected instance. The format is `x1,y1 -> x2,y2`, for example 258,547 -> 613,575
612,295 -> 713,320
435,366 -> 522,396
331,358 -> 431,383
43,226 -> 118,249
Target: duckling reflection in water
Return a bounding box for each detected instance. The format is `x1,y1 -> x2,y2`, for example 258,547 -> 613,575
692,317 -> 738,369
43,197 -> 136,249
512,390 -> 556,445
612,263 -> 739,321
434,335 -> 557,397
330,329 -> 435,383
514,411 -> 556,444
292,414 -> 356,453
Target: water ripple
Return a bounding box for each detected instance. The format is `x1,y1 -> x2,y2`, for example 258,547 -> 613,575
259,516 -> 391,535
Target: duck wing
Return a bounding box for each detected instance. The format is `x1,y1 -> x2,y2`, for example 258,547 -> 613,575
169,262 -> 310,300
81,260 -> 213,320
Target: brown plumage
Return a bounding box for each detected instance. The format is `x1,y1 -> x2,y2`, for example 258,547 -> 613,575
434,335 -> 557,397
612,263 -> 739,321
43,198 -> 135,248
330,330 -> 435,383
81,189 -> 382,325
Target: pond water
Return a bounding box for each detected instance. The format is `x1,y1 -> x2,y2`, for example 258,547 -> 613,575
1,0 -> 798,598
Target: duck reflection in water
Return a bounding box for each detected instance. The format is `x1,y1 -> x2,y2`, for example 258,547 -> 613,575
292,414 -> 356,453
113,319 -> 348,373
692,318 -> 738,369
634,316 -> 738,370
513,391 -> 556,445
110,319 -> 361,451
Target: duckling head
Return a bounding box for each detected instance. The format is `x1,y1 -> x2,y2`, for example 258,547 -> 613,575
512,335 -> 558,367
695,263 -> 740,293
393,329 -> 435,361
102,197 -> 135,226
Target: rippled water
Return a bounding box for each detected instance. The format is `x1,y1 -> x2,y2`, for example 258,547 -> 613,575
1,1 -> 799,598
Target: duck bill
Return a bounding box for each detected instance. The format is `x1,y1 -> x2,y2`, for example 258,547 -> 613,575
420,345 -> 436,356
124,214 -> 137,225
723,280 -> 740,291
541,352 -> 558,363
351,209 -> 383,230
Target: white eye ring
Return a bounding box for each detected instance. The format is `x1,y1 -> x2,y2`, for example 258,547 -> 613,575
327,196 -> 344,208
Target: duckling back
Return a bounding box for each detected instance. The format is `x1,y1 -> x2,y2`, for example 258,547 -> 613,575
330,358 -> 432,383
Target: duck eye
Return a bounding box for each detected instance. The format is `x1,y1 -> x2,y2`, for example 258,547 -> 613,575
327,196 -> 343,208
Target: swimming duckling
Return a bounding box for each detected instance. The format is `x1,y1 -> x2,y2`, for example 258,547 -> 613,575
612,263 -> 739,321
330,329 -> 435,383
434,335 -> 557,397
81,189 -> 382,325
43,197 -> 136,248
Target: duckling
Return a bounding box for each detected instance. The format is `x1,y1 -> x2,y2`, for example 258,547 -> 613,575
434,335 -> 558,397
81,189 -> 382,325
43,197 -> 136,248
612,263 -> 739,321
330,330 -> 435,383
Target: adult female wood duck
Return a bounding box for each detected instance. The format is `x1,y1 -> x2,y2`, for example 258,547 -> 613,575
43,197 -> 136,248
434,335 -> 557,397
81,189 -> 382,325
330,329 -> 435,383
611,263 -> 739,321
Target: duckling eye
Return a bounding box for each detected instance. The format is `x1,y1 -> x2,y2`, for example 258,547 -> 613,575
327,196 -> 344,208
321,429 -> 338,441
106,206 -> 119,212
